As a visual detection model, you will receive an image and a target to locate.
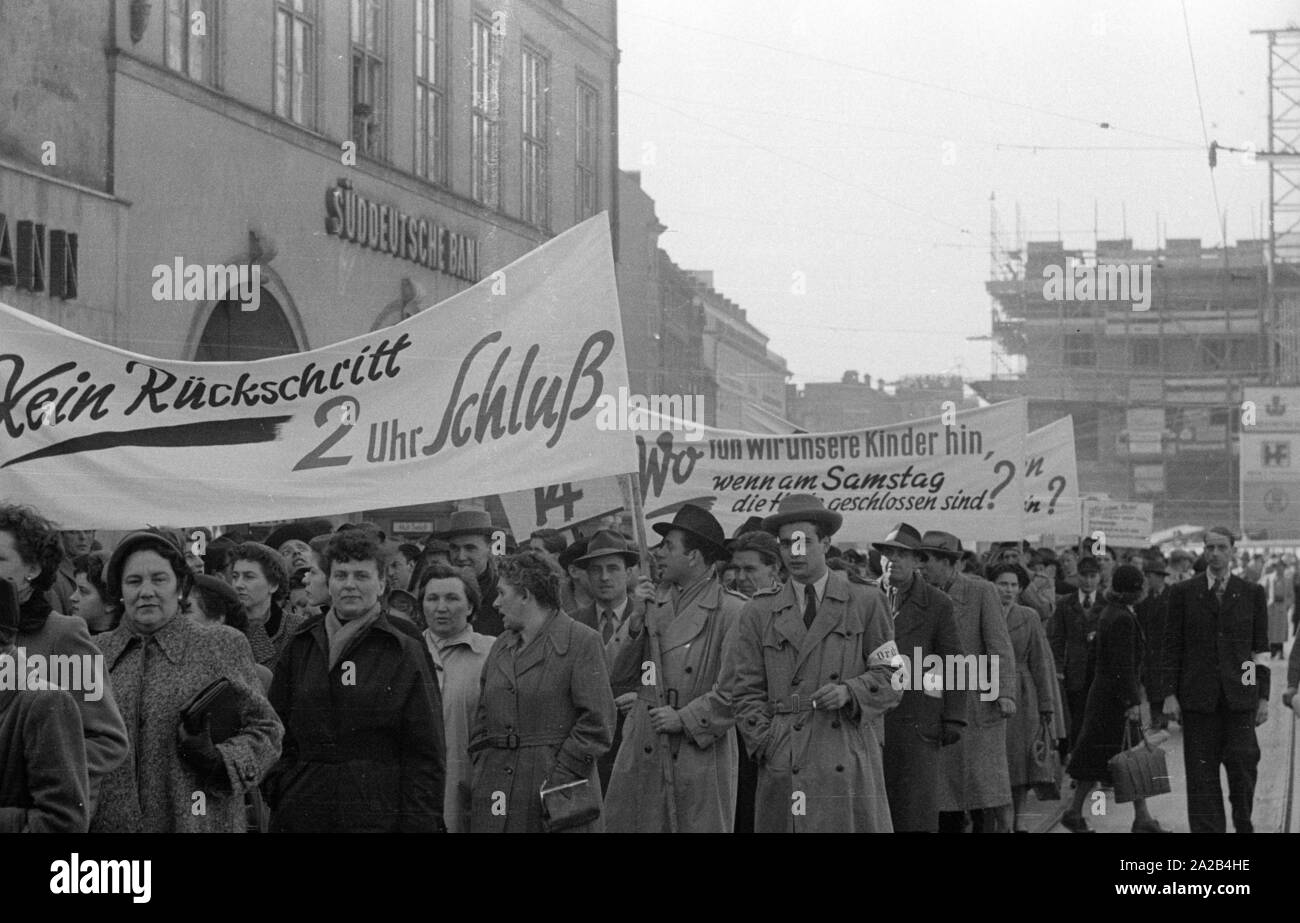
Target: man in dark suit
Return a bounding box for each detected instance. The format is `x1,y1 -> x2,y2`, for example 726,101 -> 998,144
569,530 -> 641,793
1162,526 -> 1271,833
875,523 -> 967,833
1047,555 -> 1103,748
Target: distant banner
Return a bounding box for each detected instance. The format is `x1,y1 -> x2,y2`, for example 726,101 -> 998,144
1240,387 -> 1300,540
634,400 -> 1028,542
1023,416 -> 1081,538
498,475 -> 627,539
1082,501 -> 1154,547
0,217 -> 635,528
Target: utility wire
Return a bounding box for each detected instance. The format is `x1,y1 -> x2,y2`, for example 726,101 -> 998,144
1181,0 -> 1227,249
622,8 -> 1206,150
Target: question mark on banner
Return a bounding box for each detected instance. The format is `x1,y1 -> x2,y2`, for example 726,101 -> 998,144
1046,476 -> 1066,516
987,460 -> 1016,510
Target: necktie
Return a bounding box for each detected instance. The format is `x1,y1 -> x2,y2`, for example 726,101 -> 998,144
601,609 -> 615,644
803,586 -> 817,629
1213,578 -> 1225,605
1083,594 -> 1093,610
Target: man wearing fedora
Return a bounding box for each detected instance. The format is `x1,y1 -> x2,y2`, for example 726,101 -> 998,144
873,523 -> 967,833
917,531 -> 1016,833
570,530 -> 642,793
440,509 -> 504,637
604,505 -> 745,833
728,494 -> 902,833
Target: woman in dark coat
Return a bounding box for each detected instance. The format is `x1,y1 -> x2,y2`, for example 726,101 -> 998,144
0,577 -> 90,832
469,551 -> 615,833
0,504 -> 128,819
1061,564 -> 1167,833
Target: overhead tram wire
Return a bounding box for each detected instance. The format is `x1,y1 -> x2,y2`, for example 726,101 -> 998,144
621,9 -> 1207,151
1180,0 -> 1227,248
625,91 -> 976,242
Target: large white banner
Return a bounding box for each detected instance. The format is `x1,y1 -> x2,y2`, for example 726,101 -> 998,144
1023,416 -> 1081,539
633,400 -> 1028,543
0,217 -> 635,528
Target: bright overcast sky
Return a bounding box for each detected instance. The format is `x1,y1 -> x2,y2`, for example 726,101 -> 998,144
616,0 -> 1295,387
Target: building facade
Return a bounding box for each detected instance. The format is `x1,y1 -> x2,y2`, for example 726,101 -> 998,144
1,0 -> 619,364
973,236 -> 1291,532
787,370 -> 971,433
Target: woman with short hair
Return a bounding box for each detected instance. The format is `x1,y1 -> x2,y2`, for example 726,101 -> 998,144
468,551 -> 615,833
92,530 -> 283,832
419,563 -> 494,832
71,551 -> 118,634
0,503 -> 128,818
989,562 -> 1058,832
229,541 -> 302,669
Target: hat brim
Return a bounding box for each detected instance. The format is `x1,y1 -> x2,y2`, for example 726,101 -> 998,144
651,521 -> 729,557
760,509 -> 843,537
871,539 -> 920,553
916,544 -> 961,559
574,549 -> 640,567
437,526 -> 498,541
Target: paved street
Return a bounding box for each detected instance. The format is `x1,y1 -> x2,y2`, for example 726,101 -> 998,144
1030,642 -> 1297,834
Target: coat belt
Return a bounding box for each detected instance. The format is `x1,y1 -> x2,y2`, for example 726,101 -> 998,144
768,694 -> 816,714
470,732 -> 569,752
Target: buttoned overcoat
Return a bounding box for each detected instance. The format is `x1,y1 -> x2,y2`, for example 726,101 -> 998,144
728,570 -> 902,832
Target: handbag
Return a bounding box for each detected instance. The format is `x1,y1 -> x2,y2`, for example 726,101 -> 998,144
1107,720 -> 1171,804
179,677 -> 244,743
539,776 -> 602,833
1029,715 -> 1063,801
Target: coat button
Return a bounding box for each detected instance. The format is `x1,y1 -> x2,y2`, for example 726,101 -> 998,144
792,767 -> 799,775
793,722 -> 803,731
792,677 -> 801,685
506,685 -> 515,694
644,745 -> 654,754
685,666 -> 693,674
830,673 -> 839,680
505,767 -> 513,775
747,717 -> 757,726
836,765 -> 844,772
832,720 -> 841,729
869,684 -> 879,693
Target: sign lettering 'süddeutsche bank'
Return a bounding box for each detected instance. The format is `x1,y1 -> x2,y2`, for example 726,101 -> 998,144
324,179 -> 479,284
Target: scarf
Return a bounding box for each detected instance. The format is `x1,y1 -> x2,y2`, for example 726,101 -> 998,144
325,606 -> 380,669
17,592 -> 53,636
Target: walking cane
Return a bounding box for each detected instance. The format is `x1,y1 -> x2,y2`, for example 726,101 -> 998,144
618,473 -> 680,833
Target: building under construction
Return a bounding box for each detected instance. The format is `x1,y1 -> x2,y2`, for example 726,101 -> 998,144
972,232 -> 1300,533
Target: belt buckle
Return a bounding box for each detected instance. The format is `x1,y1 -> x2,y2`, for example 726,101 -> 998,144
505,732 -> 520,749
790,694 -> 801,712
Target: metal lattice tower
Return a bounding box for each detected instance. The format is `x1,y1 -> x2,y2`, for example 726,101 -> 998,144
1253,26 -> 1300,383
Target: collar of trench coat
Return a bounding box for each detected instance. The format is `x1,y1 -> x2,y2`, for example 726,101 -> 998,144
492,611 -> 575,681
99,611 -> 192,669
767,570 -> 869,674
649,578 -> 730,653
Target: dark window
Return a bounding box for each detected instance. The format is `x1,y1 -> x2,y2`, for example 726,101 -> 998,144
275,0 -> 316,126
351,0 -> 386,158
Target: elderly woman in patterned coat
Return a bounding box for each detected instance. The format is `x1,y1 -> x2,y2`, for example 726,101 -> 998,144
91,531 -> 283,833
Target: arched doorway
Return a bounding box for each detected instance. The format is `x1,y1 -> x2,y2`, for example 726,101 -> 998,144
194,288 -> 298,361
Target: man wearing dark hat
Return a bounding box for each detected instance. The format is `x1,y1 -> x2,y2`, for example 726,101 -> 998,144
440,509 -> 503,637
873,523 -> 967,833
1048,555 -> 1104,749
727,494 -> 902,833
568,531 -> 641,793
604,505 -> 745,833
557,537 -> 594,615
1136,557 -> 1172,730
1162,526 -> 1270,833
917,531 -> 1016,833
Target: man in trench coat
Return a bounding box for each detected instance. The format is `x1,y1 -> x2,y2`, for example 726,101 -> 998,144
875,523 -> 968,833
604,505 -> 745,833
728,494 -> 903,833
918,531 -> 1016,833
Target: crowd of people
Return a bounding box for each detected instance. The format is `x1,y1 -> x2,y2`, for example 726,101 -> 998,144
0,496 -> 1288,833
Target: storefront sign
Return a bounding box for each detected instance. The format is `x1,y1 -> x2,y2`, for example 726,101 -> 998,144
324,179 -> 478,283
